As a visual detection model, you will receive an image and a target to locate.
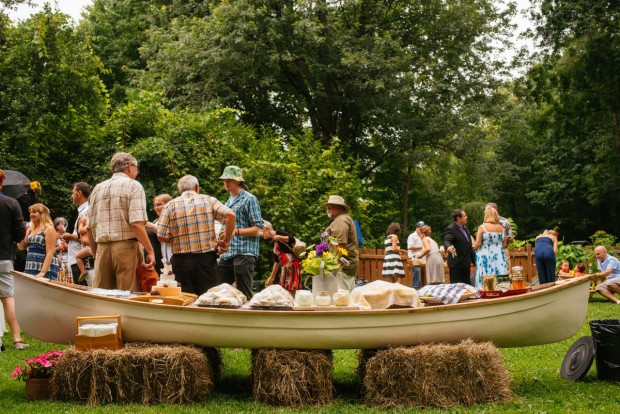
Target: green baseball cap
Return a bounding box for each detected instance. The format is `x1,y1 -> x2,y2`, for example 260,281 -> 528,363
219,165 -> 244,181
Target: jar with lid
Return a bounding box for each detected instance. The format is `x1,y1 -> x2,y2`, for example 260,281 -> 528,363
315,291 -> 332,306
511,266 -> 525,289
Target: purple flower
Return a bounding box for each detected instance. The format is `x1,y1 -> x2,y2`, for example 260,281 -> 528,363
315,242 -> 329,257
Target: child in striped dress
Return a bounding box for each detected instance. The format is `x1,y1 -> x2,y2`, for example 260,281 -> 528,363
382,222 -> 407,283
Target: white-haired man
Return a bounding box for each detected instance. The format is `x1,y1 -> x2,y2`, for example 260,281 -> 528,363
158,175 -> 235,295
593,245 -> 620,304
87,152 -> 155,291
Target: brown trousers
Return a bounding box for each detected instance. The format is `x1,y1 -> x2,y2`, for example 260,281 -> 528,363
93,240 -> 142,292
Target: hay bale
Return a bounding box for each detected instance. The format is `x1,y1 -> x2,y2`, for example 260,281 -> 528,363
251,348 -> 333,406
357,349 -> 379,380
362,340 -> 513,408
52,344 -> 216,405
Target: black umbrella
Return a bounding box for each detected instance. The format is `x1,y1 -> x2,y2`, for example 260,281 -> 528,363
1,170 -> 39,219
2,170 -> 31,199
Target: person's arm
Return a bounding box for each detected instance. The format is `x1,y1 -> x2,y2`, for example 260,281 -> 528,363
418,237 -> 431,258
36,226 -> 57,277
473,227 -> 483,250
594,262 -> 617,278
145,221 -> 157,231
444,226 -> 456,255
217,210 -> 236,253
17,228 -> 30,251
87,228 -> 97,258
265,262 -> 279,286
130,222 -> 155,268
552,236 -> 558,254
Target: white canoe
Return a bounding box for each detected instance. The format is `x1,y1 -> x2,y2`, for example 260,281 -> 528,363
13,271 -> 591,349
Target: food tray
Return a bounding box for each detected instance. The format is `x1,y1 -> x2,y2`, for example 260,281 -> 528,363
250,305 -> 294,310
196,304 -> 241,309
419,292 -> 476,305
292,305 -> 360,311
129,292 -> 197,306
74,315 -> 123,351
479,288 -> 531,298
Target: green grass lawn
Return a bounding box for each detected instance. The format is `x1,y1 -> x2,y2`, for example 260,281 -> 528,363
1,297 -> 619,413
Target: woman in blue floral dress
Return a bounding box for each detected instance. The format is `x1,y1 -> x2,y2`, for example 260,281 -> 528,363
17,203 -> 59,280
473,207 -> 507,289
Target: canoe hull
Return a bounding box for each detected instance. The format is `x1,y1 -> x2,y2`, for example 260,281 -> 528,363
13,271 -> 590,349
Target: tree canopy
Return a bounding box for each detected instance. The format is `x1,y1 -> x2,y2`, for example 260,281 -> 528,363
0,0 -> 618,257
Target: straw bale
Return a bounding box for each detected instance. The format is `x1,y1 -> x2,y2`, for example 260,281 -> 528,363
251,348 -> 333,407
52,343 -> 216,405
362,340 -> 513,408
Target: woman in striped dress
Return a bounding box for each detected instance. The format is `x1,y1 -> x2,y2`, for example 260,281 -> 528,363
382,222 -> 407,283
18,203 -> 59,280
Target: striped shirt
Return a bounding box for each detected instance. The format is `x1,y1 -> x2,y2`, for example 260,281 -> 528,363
157,191 -> 230,254
88,173 -> 148,243
220,189 -> 264,259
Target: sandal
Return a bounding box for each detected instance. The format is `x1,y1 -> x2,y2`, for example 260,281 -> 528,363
14,340 -> 29,350
78,270 -> 89,283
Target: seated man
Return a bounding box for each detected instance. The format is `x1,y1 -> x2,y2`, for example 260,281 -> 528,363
593,245 -> 620,304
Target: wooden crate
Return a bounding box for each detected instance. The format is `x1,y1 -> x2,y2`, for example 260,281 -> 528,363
74,315 -> 123,351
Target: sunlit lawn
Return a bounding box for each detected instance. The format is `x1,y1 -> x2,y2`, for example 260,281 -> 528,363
1,296 -> 619,413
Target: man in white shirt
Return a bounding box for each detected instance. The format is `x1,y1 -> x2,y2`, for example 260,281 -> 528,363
407,221 -> 425,288
62,182 -> 91,285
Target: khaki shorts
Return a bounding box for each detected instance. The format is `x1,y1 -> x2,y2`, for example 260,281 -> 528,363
0,260 -> 14,298
595,277 -> 620,293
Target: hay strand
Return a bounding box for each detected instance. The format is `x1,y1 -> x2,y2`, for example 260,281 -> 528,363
52,343 -> 216,405
362,340 -> 513,408
251,348 -> 333,406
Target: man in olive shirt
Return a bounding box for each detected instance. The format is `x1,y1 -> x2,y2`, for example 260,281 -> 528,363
323,195 -> 359,291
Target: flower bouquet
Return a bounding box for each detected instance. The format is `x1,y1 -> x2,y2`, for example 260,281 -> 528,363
301,236 -> 348,298
12,350 -> 63,400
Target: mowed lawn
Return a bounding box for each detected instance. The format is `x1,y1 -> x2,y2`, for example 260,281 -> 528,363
1,296 -> 619,413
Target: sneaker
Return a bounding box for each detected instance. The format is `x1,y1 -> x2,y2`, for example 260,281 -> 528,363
13,340 -> 29,350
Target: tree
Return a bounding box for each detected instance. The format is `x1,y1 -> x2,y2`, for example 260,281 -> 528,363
0,7 -> 109,216
141,0 -> 515,152
507,0 -> 620,238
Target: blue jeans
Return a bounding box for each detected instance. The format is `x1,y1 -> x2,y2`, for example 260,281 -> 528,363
412,266 -> 421,288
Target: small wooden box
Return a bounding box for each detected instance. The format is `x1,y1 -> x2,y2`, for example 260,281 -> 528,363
74,315 -> 123,351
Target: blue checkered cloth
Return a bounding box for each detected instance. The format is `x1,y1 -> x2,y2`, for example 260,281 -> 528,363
418,283 -> 479,305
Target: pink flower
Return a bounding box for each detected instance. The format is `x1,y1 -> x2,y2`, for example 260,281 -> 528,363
12,349 -> 64,382
11,366 -> 22,378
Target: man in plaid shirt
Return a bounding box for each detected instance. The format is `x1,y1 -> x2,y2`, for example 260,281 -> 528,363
87,152 -> 155,291
217,166 -> 264,299
157,175 -> 235,295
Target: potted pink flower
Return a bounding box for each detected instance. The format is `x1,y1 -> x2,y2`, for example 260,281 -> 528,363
11,350 -> 63,400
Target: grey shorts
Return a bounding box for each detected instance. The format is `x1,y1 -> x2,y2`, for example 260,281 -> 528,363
0,260 -> 15,298
595,277 -> 620,293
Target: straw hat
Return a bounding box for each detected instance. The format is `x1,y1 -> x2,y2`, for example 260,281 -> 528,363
322,195 -> 350,212
219,165 -> 244,182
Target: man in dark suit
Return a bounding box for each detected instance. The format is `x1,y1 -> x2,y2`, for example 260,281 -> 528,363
443,209 -> 475,284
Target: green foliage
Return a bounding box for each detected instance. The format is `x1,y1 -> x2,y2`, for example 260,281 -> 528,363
589,230 -> 618,250
555,243 -> 589,270
0,7 -> 109,218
